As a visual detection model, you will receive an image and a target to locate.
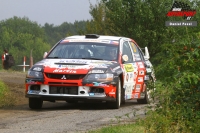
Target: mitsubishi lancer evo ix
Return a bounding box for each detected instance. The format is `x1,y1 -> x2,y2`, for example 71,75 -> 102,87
25,34 -> 155,109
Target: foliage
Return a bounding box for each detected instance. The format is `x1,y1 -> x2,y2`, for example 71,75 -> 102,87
144,32 -> 200,132
0,16 -> 87,70
43,20 -> 87,46
0,16 -> 51,70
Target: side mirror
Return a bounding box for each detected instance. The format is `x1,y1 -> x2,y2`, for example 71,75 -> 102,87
122,55 -> 128,63
144,47 -> 150,60
43,52 -> 48,58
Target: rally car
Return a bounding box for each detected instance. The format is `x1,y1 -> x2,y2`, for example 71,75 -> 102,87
25,34 -> 155,109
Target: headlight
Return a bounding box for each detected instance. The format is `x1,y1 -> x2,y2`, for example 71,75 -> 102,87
27,66 -> 44,78
86,73 -> 113,81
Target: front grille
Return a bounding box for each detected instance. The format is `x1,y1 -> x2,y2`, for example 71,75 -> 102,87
49,86 -> 78,95
45,73 -> 86,80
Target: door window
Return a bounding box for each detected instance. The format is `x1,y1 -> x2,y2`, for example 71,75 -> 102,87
129,42 -> 144,61
122,41 -> 133,63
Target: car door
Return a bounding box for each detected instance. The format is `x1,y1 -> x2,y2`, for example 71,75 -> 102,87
129,41 -> 147,99
121,41 -> 137,100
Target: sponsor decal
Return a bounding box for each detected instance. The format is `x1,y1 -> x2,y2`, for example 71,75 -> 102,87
136,84 -> 141,89
125,94 -> 131,99
63,65 -> 77,68
146,68 -> 152,73
95,65 -> 108,68
93,82 -> 108,87
94,93 -> 105,95
53,69 -> 76,73
125,85 -> 133,93
89,93 -> 95,96
139,70 -> 144,75
89,70 -> 104,73
134,93 -> 139,98
109,92 -> 115,94
91,61 -> 112,64
129,73 -> 133,78
137,77 -> 143,82
26,80 -> 37,84
28,90 -> 40,94
139,65 -> 144,68
33,67 -> 42,71
124,64 -> 134,72
112,66 -> 120,71
64,60 -> 89,64
144,75 -> 150,81
135,85 -> 141,92
130,42 -> 137,52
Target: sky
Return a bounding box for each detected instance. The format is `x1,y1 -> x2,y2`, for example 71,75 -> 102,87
0,0 -> 98,26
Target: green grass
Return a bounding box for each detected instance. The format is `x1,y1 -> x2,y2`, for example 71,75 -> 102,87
88,122 -> 145,133
0,80 -> 16,108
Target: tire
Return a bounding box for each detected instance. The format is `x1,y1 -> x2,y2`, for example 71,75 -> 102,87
137,77 -> 154,104
106,79 -> 122,109
137,87 -> 149,104
29,98 -> 43,109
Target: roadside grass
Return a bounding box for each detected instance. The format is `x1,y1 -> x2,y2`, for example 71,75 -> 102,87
88,122 -> 145,133
87,79 -> 200,133
0,80 -> 16,108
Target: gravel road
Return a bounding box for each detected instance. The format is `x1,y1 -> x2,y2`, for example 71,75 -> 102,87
0,71 -> 148,133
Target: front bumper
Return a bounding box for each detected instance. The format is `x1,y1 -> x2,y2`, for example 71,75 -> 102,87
25,81 -> 117,102
26,94 -> 116,101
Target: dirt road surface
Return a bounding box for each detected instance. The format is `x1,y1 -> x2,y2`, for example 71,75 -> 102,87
0,71 -> 148,133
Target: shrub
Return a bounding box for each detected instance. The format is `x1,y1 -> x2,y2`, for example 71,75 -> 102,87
143,33 -> 200,133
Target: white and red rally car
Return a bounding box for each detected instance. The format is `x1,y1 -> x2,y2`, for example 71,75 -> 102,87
25,34 -> 155,109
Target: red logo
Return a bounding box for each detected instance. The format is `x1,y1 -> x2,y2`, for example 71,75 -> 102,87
166,1 -> 196,20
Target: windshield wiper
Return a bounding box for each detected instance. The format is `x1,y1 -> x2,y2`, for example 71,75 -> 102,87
47,57 -> 59,58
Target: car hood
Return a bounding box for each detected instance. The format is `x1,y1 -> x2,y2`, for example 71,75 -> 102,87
34,59 -> 122,74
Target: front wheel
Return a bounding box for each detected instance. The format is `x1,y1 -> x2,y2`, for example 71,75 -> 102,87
29,98 -> 43,109
106,79 -> 122,109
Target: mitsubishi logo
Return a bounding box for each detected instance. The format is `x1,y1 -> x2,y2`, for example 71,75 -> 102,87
61,75 -> 66,79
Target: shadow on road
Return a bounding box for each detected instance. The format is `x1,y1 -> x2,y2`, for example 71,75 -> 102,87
1,100 -> 144,111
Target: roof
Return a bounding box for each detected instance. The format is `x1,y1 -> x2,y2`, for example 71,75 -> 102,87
64,35 -> 130,41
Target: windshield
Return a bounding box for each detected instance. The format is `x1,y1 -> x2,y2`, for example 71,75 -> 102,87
47,42 -> 119,61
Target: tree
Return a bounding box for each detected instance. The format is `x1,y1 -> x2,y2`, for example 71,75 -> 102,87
0,16 -> 51,70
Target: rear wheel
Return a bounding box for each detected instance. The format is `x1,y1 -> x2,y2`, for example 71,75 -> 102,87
29,98 -> 43,109
137,86 -> 149,104
137,77 -> 154,104
106,79 -> 122,109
